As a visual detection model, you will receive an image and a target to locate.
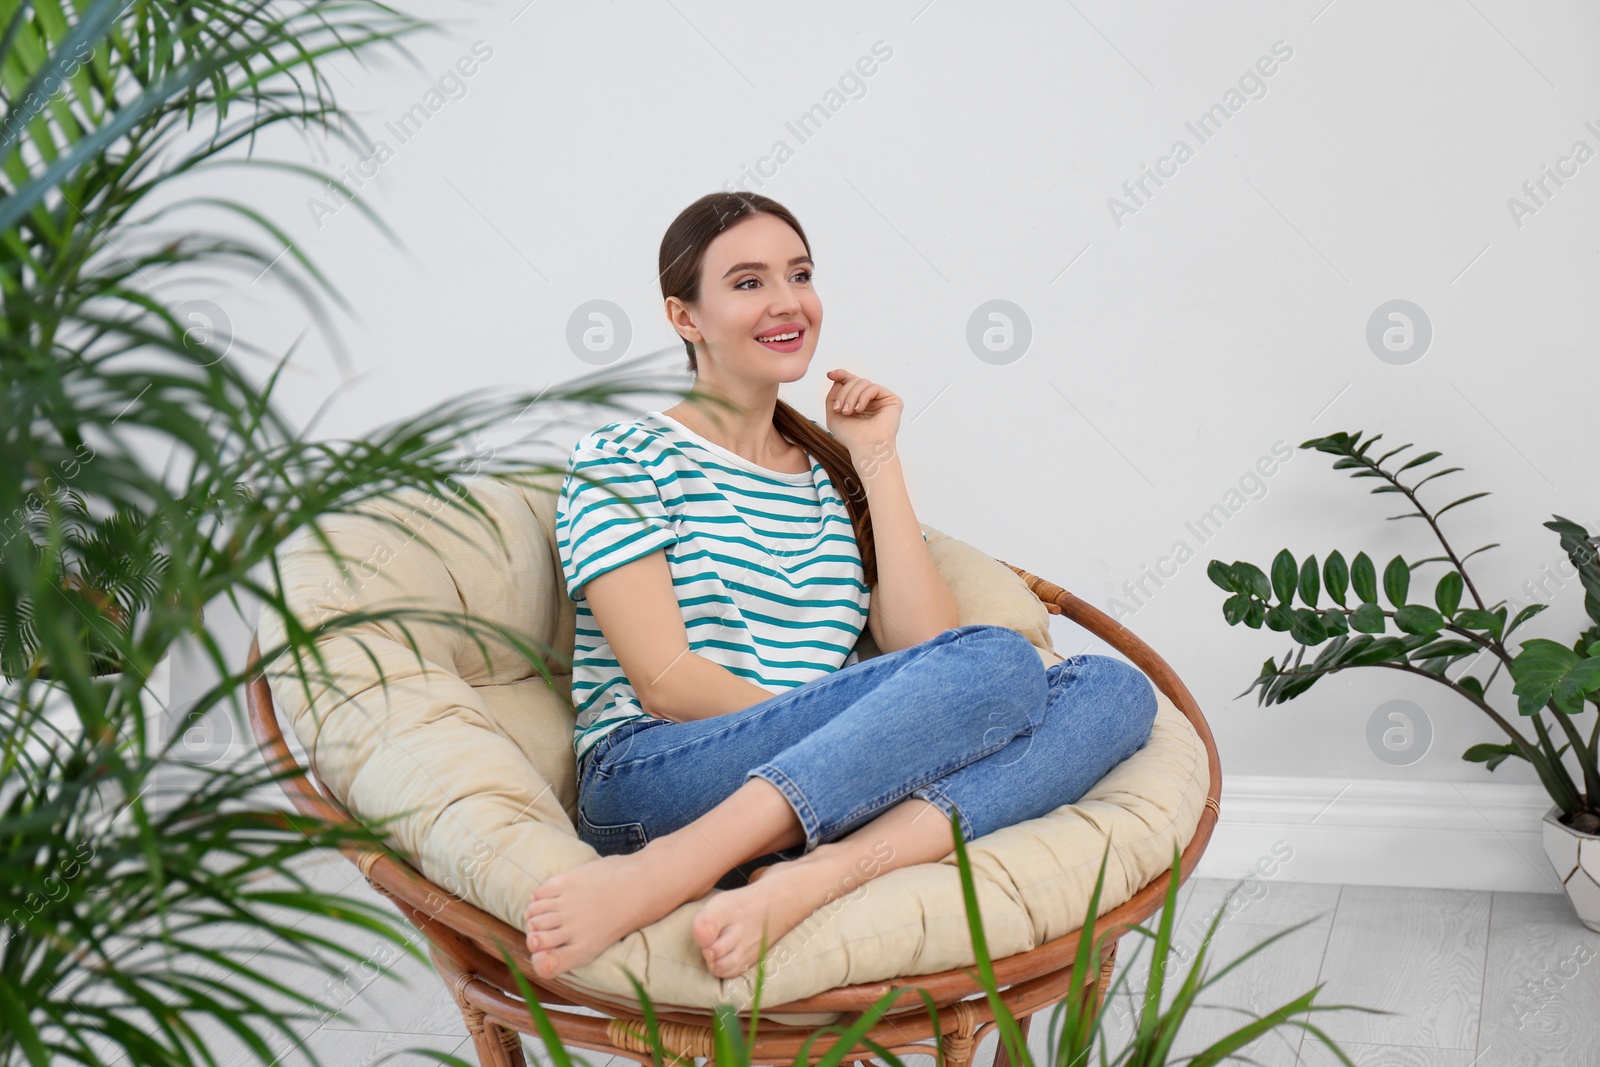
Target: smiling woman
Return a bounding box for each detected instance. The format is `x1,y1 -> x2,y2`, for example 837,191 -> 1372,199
521,192 -> 1158,986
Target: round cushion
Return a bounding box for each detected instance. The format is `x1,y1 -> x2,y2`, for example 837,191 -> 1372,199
255,474 -> 1209,1022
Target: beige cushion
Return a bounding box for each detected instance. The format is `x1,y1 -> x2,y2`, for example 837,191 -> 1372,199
255,472 -> 1209,1022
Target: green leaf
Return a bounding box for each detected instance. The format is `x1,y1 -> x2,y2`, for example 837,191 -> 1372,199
1351,552 -> 1377,604
1272,549 -> 1298,604
1222,593 -> 1251,626
1510,638 -> 1600,716
1207,560 -> 1239,593
1233,561 -> 1272,601
1434,572 -> 1463,617
1376,442 -> 1415,465
1397,450 -> 1442,472
1507,603 -> 1548,639
1350,603 -> 1386,633
1320,609 -> 1349,637
1544,515 -> 1600,630
1298,555 -> 1321,609
1265,603 -> 1296,632
1290,608 -> 1327,645
1412,467 -> 1464,494
1244,599 -> 1267,629
1462,742 -> 1523,771
1383,555 -> 1410,607
1455,609 -> 1501,635
1436,491 -> 1491,520
1323,550 -> 1349,607
1413,639 -> 1480,659
1394,605 -> 1445,636
1346,636 -> 1409,665
1457,675 -> 1486,700
1313,634 -> 1352,670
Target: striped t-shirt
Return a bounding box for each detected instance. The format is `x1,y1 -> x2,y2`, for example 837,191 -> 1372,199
556,411 -> 922,768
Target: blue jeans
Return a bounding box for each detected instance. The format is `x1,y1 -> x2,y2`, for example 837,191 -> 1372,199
574,624 -> 1158,888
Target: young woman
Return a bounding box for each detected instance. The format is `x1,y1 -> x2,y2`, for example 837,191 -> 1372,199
527,191 -> 1159,982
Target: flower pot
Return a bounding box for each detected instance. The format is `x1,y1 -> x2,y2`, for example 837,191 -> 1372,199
1541,800 -> 1600,933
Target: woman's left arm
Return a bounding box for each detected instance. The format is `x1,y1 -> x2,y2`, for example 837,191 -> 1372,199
825,369 -> 959,653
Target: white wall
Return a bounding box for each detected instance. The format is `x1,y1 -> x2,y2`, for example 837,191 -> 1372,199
186,1 -> 1600,882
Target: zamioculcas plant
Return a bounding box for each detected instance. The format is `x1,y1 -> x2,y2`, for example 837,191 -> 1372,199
1206,430 -> 1600,836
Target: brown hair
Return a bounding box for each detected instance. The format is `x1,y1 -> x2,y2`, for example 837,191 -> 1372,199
658,192 -> 879,588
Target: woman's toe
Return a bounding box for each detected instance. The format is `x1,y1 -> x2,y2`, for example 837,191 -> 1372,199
532,948 -> 565,978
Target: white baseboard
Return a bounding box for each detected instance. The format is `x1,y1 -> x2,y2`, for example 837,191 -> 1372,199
1194,775 -> 1566,895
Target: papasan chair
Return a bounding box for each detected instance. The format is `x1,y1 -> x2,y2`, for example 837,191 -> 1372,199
247,468 -> 1221,1067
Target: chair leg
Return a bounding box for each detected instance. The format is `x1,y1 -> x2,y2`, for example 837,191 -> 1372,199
1025,935 -> 1120,1067
1095,936 -> 1121,1014
489,1024 -> 528,1066
937,999 -> 983,1067
939,1030 -> 977,1067
448,967 -> 527,1067
992,1012 -> 1032,1067
461,1008 -> 526,1066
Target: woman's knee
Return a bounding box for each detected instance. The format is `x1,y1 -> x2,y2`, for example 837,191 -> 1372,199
955,624 -> 1043,670
957,625 -> 1047,737
1073,654 -> 1158,747
960,624 -> 1046,700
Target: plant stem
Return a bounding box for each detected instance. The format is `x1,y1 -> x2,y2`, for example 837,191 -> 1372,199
1361,448 -> 1489,612
1366,661 -> 1540,763
1547,707 -> 1600,813
1386,610 -> 1592,814
1525,708 -> 1585,814
1358,661 -> 1582,814
1440,622 -> 1513,671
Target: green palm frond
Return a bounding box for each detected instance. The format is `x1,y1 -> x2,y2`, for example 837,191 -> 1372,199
0,3 -> 719,1063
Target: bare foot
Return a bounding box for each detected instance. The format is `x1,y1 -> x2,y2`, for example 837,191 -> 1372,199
691,850 -> 857,978
524,849 -> 699,979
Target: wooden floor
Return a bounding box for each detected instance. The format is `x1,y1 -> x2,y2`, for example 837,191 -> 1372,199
93,850 -> 1600,1066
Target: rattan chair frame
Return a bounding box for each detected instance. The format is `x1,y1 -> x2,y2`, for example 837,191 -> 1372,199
244,563 -> 1222,1067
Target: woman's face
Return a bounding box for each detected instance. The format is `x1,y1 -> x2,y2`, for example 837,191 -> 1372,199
670,213 -> 822,387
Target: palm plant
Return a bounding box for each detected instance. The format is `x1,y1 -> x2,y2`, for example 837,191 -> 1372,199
496,811 -> 1377,1067
0,2 -> 690,1063
1205,431 -> 1600,832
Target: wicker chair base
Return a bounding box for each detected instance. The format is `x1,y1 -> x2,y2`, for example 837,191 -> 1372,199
246,563 -> 1222,1067
432,932 -> 1118,1067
